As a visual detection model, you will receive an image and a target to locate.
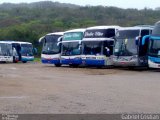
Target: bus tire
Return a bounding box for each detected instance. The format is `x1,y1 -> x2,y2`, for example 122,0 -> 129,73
55,64 -> 61,67
22,61 -> 27,63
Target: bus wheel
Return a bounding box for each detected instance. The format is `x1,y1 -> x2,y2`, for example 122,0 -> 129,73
55,64 -> 61,67
22,61 -> 27,63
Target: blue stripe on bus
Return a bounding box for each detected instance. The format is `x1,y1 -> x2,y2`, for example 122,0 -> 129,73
148,56 -> 160,63
21,57 -> 34,62
61,59 -> 82,65
82,59 -> 105,66
41,59 -> 60,64
150,36 -> 160,40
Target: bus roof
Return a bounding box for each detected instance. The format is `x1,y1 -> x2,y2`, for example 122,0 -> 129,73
39,32 -> 64,43
0,41 -> 32,44
0,41 -> 13,44
64,28 -> 86,33
118,26 -> 153,31
46,32 -> 64,36
86,25 -> 120,30
134,25 -> 154,28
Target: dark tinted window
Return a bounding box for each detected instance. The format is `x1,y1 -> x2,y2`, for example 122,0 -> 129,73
45,35 -> 61,42
84,29 -> 115,38
141,30 -> 150,37
116,30 -> 140,38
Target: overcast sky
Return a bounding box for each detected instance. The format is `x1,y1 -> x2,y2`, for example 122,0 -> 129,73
0,0 -> 160,9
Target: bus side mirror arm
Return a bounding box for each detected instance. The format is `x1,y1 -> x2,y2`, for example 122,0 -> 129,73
142,35 -> 150,45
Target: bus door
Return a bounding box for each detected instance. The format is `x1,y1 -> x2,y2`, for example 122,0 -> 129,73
12,43 -> 21,61
138,29 -> 150,66
103,40 -> 114,65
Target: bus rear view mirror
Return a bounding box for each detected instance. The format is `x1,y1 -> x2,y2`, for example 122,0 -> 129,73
105,47 -> 110,56
135,36 -> 140,45
33,48 -> 38,55
142,35 -> 150,45
57,42 -> 61,46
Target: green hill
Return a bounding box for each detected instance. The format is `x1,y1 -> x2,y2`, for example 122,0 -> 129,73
0,1 -> 160,54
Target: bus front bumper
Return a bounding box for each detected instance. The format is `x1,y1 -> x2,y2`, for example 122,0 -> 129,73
148,56 -> 160,68
41,58 -> 60,64
61,58 -> 82,65
21,56 -> 34,62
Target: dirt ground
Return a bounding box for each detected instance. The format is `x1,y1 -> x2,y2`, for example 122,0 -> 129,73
0,62 -> 160,114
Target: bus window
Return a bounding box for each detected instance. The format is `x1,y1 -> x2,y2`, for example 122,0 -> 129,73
141,30 -> 150,38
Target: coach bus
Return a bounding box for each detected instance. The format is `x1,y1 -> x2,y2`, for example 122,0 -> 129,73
142,21 -> 160,68
39,32 -> 63,67
61,29 -> 85,67
113,26 -> 152,68
15,42 -> 34,63
0,41 -> 13,63
0,41 -> 34,63
81,26 -> 120,67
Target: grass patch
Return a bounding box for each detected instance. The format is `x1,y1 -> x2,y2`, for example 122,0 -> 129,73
34,57 -> 41,62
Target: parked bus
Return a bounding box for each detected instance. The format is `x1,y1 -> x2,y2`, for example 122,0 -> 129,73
61,29 -> 85,67
14,42 -> 35,63
39,32 -> 63,67
142,21 -> 160,68
0,41 -> 34,63
81,26 -> 120,67
113,26 -> 152,68
0,41 -> 13,62
6,41 -> 35,63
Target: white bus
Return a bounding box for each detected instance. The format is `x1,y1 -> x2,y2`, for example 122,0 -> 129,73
12,41 -> 35,63
81,26 -> 120,67
0,41 -> 13,62
113,26 -> 152,68
0,41 -> 34,63
39,32 -> 63,67
61,29 -> 85,67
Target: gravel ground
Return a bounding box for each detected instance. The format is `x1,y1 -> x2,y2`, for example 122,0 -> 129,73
0,62 -> 160,114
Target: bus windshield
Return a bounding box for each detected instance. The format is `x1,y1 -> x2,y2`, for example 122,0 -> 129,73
21,44 -> 33,56
42,35 -> 61,55
114,30 -> 139,56
62,42 -> 80,56
148,39 -> 160,57
82,41 -> 103,55
114,38 -> 137,56
0,43 -> 12,56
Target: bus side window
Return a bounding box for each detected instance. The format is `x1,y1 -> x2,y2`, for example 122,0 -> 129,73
106,29 -> 115,38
